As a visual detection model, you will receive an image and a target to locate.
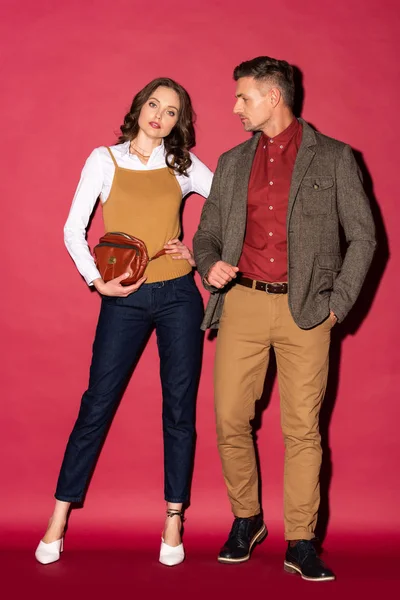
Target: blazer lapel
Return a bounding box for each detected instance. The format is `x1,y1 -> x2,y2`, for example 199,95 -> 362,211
228,133 -> 261,261
287,119 -> 317,221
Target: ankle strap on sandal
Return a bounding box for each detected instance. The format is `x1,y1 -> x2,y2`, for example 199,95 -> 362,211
166,508 -> 185,520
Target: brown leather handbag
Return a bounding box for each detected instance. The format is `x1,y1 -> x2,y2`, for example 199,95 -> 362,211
93,232 -> 166,286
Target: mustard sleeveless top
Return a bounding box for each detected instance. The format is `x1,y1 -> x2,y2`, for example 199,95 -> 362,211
102,147 -> 192,283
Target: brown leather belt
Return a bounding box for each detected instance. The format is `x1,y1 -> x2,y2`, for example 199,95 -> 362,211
238,276 -> 288,294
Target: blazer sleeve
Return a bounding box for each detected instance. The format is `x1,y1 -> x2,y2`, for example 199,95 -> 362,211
193,155 -> 225,292
329,144 -> 377,322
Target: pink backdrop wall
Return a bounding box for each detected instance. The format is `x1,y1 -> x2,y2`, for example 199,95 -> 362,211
1,0 -> 399,544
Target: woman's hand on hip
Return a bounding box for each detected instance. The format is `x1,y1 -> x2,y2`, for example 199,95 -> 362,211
92,274 -> 147,297
164,239 -> 196,267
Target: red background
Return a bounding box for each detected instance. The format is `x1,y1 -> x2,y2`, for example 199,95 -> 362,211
1,0 -> 399,564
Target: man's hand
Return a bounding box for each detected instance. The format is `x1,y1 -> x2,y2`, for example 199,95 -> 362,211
329,310 -> 338,326
93,273 -> 147,297
206,261 -> 239,289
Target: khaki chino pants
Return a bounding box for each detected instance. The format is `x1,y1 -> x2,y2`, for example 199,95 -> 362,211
214,283 -> 332,541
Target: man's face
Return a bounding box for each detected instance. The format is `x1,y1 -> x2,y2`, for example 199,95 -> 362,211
233,77 -> 273,132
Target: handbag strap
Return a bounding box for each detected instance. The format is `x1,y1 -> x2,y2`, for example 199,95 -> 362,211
150,249 -> 167,261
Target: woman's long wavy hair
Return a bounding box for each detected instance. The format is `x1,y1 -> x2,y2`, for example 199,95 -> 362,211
117,77 -> 196,176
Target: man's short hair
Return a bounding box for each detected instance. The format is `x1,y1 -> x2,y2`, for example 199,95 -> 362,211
233,56 -> 295,109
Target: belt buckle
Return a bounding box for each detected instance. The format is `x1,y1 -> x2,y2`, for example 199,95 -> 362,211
265,283 -> 272,294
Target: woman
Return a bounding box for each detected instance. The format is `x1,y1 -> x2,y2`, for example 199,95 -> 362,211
35,78 -> 213,567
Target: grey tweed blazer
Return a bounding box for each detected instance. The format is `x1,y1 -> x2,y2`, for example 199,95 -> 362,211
193,119 -> 376,330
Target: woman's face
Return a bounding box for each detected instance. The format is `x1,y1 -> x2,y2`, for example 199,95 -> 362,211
138,86 -> 180,140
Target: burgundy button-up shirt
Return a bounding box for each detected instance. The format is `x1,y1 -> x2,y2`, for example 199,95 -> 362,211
238,118 -> 303,282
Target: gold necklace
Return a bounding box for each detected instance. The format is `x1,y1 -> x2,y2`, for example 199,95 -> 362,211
131,148 -> 150,159
130,142 -> 151,158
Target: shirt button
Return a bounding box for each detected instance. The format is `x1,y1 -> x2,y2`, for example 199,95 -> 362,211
269,181 -> 274,186
279,144 -> 284,149
269,206 -> 273,210
269,232 -> 273,236
269,139 -> 274,143
270,158 -> 274,163
270,258 -> 275,262
263,145 -> 266,149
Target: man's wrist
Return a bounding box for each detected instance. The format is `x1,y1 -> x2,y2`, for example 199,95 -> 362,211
203,262 -> 217,287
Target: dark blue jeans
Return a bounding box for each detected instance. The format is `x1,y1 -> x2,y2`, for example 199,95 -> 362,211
55,274 -> 204,504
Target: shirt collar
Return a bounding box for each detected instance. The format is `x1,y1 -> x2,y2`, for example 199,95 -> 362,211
262,117 -> 300,150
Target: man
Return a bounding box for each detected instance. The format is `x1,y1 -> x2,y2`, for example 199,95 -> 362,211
193,56 -> 376,582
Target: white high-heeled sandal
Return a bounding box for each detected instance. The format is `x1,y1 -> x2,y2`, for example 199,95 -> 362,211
35,537 -> 64,564
159,509 -> 185,566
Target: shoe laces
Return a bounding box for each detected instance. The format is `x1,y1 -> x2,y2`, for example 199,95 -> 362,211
228,517 -> 252,543
293,540 -> 317,562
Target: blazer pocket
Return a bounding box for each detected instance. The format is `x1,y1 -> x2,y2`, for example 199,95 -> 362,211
312,254 -> 342,300
300,176 -> 334,215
